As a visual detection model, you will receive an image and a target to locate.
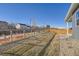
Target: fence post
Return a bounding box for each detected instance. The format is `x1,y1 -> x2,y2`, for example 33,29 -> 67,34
10,30 -> 12,42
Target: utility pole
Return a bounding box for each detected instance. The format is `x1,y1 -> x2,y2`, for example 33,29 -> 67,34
31,18 -> 36,36
9,24 -> 13,42
30,18 -> 32,33
10,30 -> 12,42
23,29 -> 26,38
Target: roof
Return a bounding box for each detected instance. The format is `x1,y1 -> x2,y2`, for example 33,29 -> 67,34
0,21 -> 8,24
65,3 -> 79,22
17,23 -> 30,27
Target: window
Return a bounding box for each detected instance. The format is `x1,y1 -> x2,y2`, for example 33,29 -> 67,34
76,11 -> 79,25
77,11 -> 79,18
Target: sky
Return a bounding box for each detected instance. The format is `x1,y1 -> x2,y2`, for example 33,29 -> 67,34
0,3 -> 71,28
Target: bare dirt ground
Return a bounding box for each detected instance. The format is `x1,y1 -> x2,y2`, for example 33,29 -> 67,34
53,33 -> 79,56
60,38 -> 79,56
0,32 -> 56,56
43,34 -> 60,56
0,33 -> 32,45
0,29 -> 77,56
48,28 -> 79,56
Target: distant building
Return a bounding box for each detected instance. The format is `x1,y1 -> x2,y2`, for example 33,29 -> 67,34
8,23 -> 16,29
0,21 -> 9,31
0,21 -> 9,35
0,21 -> 32,35
16,23 -> 31,31
46,25 -> 50,28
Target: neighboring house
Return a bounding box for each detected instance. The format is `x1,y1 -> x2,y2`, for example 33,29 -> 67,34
0,21 -> 32,35
0,21 -> 18,35
0,21 -> 9,35
8,23 -> 16,30
0,21 -> 9,31
65,3 -> 79,39
16,23 -> 31,31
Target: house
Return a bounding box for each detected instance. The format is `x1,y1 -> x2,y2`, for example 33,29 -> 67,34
0,21 -> 19,35
0,21 -> 9,31
16,23 -> 31,32
65,3 -> 79,39
0,21 -> 9,35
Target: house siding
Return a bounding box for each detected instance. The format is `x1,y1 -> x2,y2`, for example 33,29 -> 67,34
72,8 -> 79,39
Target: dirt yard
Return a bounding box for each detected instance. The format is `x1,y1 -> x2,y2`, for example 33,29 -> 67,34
0,32 -> 56,56
0,33 -> 32,45
0,28 -> 77,56
60,39 -> 79,56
